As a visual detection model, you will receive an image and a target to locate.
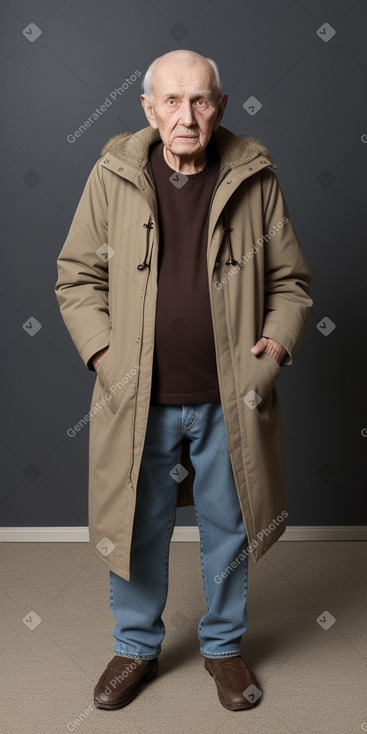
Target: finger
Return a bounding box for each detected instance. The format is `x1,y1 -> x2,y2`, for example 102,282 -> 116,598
250,338 -> 268,355
264,340 -> 286,364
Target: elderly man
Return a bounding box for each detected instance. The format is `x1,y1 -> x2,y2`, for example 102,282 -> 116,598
55,50 -> 312,711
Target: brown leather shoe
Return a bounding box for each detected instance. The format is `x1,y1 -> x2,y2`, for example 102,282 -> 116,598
94,655 -> 159,709
204,655 -> 261,711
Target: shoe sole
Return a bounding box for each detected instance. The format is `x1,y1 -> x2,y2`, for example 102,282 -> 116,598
218,695 -> 258,711
94,660 -> 159,710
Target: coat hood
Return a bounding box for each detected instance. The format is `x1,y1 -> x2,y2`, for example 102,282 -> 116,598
100,125 -> 276,169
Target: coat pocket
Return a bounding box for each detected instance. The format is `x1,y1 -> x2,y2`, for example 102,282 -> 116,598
96,347 -> 112,393
244,351 -> 280,408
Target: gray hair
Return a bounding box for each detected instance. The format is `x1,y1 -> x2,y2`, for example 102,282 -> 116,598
142,54 -> 223,99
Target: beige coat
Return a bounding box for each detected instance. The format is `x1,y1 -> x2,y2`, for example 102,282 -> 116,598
55,125 -> 312,580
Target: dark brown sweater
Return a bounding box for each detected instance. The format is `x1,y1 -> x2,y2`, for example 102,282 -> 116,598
149,140 -> 221,404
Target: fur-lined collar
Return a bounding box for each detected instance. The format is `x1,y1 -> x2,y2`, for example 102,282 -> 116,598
100,125 -> 275,169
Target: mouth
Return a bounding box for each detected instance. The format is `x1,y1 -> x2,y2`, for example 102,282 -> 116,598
174,135 -> 198,141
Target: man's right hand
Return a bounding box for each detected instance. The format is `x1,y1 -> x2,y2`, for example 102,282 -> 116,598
92,347 -> 109,373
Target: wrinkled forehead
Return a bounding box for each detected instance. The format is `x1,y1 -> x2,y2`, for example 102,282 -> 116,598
151,60 -> 216,98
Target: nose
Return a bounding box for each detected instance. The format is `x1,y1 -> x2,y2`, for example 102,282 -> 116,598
180,100 -> 196,126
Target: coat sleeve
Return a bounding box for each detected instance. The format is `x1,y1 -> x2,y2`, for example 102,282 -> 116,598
260,169 -> 313,365
55,160 -> 111,371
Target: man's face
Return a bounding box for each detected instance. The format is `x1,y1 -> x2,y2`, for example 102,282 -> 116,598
141,58 -> 227,158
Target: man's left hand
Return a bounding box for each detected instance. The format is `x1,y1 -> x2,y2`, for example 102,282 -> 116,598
250,337 -> 287,366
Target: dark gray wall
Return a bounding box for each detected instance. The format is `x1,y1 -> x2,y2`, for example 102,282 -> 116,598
1,0 -> 366,528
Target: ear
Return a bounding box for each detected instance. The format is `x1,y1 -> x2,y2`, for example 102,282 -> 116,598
213,94 -> 228,130
141,95 -> 158,129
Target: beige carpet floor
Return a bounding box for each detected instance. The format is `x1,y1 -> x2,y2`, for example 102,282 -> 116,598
0,540 -> 366,734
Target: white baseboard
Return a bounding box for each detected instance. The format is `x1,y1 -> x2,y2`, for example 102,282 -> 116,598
0,526 -> 366,542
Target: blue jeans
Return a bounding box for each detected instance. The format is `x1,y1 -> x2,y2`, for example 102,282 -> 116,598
110,402 -> 248,659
